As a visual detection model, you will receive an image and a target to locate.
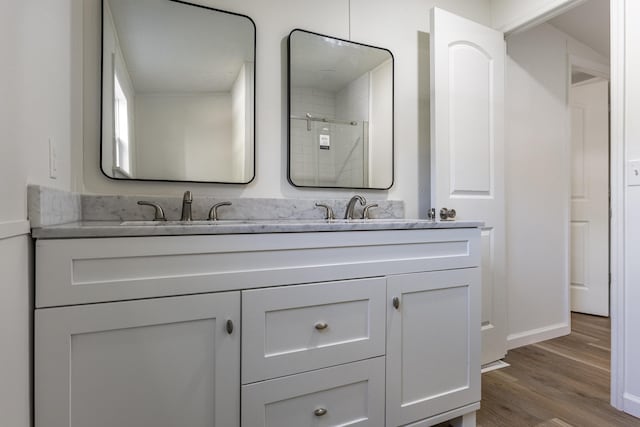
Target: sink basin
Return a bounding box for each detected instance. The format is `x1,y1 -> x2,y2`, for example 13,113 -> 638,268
119,220 -> 252,226
119,218 -> 411,226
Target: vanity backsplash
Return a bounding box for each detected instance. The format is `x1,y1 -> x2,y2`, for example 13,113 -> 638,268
28,185 -> 404,227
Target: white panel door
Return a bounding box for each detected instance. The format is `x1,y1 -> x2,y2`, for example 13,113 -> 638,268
430,7 -> 507,364
570,78 -> 609,316
386,269 -> 481,426
35,292 -> 240,427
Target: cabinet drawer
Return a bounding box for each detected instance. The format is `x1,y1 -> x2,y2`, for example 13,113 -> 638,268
242,357 -> 385,427
242,278 -> 386,383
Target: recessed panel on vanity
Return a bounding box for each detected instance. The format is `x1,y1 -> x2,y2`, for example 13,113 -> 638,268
288,29 -> 394,190
101,0 -> 255,183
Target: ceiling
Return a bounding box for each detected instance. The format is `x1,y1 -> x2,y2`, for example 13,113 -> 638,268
548,0 -> 610,59
107,0 -> 254,93
290,30 -> 392,93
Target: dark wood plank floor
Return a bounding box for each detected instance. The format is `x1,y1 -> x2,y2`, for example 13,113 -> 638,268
477,313 -> 640,427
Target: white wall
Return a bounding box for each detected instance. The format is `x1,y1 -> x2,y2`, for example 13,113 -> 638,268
505,23 -> 609,348
135,93 -> 233,182
231,62 -> 254,182
491,0 -> 585,33
335,72 -> 369,187
79,0 -> 491,218
369,59 -> 394,189
623,0 -> 640,417
1,1 -> 74,426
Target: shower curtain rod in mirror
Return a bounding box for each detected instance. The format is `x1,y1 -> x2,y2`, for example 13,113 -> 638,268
290,113 -> 358,131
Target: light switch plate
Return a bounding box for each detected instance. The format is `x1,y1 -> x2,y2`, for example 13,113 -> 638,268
628,160 -> 640,186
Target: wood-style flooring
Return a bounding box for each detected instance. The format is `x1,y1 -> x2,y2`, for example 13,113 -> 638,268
476,313 -> 640,427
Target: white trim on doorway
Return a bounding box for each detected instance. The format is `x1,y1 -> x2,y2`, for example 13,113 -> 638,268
610,0 -> 625,411
498,0 -> 625,410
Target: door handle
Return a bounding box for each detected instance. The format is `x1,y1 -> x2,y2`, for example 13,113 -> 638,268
439,208 -> 457,220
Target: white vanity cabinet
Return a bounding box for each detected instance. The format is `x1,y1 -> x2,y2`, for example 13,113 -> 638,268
34,227 -> 481,427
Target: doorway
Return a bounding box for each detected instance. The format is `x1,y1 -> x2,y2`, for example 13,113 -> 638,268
495,0 -> 620,420
569,67 -> 610,317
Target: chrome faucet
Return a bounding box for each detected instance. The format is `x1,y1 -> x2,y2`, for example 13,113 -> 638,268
208,201 -> 232,221
315,203 -> 335,220
344,195 -> 366,219
362,203 -> 378,219
180,191 -> 193,221
137,201 -> 167,221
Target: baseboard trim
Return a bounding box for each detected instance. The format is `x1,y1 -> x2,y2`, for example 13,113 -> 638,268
0,220 -> 30,241
623,393 -> 640,418
507,323 -> 571,350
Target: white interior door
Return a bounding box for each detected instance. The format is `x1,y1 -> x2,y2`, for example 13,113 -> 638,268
570,78 -> 610,316
430,7 -> 507,364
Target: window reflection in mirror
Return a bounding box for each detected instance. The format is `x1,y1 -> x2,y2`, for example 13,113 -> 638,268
288,29 -> 394,190
101,0 -> 255,183
113,72 -> 131,177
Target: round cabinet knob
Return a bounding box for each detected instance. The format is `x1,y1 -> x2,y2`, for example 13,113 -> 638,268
447,208 -> 457,219
314,408 -> 328,417
314,322 -> 329,330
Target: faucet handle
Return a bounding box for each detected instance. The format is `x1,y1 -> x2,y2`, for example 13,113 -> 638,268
315,203 -> 335,220
137,201 -> 167,221
362,203 -> 379,219
208,202 -> 232,221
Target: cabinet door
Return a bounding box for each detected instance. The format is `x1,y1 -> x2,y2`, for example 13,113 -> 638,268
386,269 -> 480,426
35,292 -> 240,427
242,357 -> 385,427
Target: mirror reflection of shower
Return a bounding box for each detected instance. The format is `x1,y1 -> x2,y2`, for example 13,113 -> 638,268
288,29 -> 394,189
290,112 -> 369,187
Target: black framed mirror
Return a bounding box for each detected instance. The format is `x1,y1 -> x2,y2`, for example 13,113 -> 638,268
287,29 -> 394,190
101,0 -> 255,183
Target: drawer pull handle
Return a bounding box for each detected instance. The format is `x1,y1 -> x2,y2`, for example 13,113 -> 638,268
226,319 -> 234,334
314,408 -> 328,417
314,322 -> 329,330
392,297 -> 400,310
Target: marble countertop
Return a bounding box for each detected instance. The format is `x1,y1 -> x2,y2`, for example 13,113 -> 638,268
31,219 -> 484,239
